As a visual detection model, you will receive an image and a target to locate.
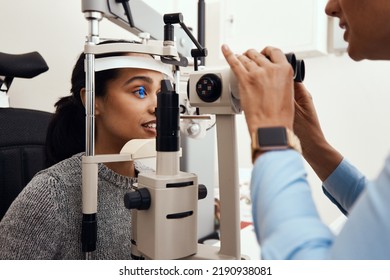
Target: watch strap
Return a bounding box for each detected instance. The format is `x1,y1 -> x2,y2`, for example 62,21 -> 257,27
251,127 -> 302,163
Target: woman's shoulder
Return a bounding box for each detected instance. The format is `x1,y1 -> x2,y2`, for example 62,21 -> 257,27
15,153 -> 84,208
34,152 -> 84,185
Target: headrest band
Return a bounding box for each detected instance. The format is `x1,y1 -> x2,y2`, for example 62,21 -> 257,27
94,56 -> 174,80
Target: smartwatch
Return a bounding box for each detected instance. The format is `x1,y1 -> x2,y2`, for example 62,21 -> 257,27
251,126 -> 302,162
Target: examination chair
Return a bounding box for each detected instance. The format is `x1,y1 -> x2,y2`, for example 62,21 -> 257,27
0,108 -> 52,220
0,51 -> 50,220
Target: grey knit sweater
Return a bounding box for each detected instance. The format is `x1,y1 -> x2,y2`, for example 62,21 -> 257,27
0,153 -> 152,260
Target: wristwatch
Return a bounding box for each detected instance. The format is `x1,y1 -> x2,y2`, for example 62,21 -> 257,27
251,126 -> 302,162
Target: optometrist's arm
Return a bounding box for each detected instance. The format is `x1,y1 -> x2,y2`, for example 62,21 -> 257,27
327,159 -> 390,259
251,149 -> 390,259
322,158 -> 367,215
251,150 -> 334,259
292,83 -> 367,215
293,83 -> 344,182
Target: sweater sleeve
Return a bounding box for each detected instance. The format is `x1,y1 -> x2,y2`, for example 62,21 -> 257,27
0,173 -> 67,259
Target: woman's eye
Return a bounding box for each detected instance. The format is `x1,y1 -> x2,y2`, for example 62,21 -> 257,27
133,86 -> 147,99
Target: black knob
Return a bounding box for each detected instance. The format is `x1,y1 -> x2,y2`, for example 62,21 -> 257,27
124,188 -> 151,210
196,74 -> 222,103
198,184 -> 207,200
163,13 -> 183,24
294,59 -> 305,82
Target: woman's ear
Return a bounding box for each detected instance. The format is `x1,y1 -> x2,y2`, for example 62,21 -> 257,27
80,88 -> 86,108
80,88 -> 102,115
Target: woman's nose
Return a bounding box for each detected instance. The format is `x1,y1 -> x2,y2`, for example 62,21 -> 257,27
149,94 -> 157,115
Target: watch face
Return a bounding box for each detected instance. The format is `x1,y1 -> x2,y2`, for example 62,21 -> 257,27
258,127 -> 288,147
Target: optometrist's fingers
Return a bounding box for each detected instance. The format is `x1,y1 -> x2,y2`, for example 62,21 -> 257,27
261,46 -> 288,64
237,53 -> 259,71
221,44 -> 248,79
244,49 -> 271,66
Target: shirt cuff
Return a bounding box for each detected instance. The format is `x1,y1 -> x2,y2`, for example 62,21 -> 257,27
323,158 -> 366,214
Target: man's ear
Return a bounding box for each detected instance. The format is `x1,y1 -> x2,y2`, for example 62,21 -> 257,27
80,88 -> 102,115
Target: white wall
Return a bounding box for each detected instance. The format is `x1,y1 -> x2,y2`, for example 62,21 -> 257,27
3,0 -> 197,112
3,0 -> 122,111
3,0 -> 390,225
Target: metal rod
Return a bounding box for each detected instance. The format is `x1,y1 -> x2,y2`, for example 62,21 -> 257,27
197,0 -> 206,66
85,53 -> 95,157
82,11 -> 102,260
84,12 -> 102,156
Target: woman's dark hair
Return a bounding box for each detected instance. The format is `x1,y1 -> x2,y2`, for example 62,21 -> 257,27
45,40 -> 135,166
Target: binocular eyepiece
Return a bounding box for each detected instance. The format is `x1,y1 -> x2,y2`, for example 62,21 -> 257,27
284,53 -> 305,83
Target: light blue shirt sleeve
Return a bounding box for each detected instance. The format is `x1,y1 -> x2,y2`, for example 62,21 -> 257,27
250,150 -> 334,259
322,159 -> 367,215
251,150 -> 390,259
328,155 -> 390,259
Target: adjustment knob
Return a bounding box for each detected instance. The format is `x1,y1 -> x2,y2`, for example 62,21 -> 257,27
198,184 -> 207,200
124,188 -> 151,210
196,74 -> 222,103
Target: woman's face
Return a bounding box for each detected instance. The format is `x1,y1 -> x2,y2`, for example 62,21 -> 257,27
95,66 -> 163,154
325,0 -> 390,60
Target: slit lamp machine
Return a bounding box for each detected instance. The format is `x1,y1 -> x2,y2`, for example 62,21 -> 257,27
80,0 -> 304,260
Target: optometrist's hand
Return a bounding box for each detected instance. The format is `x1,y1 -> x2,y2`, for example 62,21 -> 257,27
293,82 -> 325,152
221,44 -> 295,136
293,82 -> 343,181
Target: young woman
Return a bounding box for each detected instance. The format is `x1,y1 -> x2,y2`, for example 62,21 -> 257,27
0,41 -> 166,259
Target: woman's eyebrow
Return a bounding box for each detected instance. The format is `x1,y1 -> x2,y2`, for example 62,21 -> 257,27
124,76 -> 154,86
